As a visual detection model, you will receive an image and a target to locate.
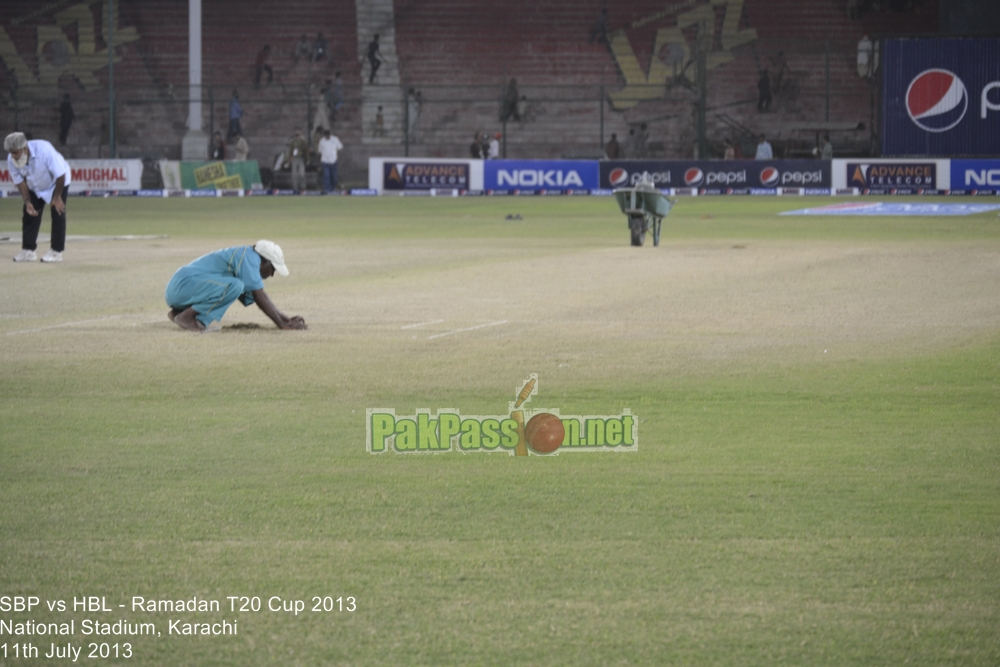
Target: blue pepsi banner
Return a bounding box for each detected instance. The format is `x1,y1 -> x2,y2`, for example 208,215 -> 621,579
484,160 -> 599,191
882,38 -> 1000,156
599,160 -> 830,191
950,159 -> 1000,191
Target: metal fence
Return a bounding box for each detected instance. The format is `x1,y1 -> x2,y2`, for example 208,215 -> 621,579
1,41 -> 883,176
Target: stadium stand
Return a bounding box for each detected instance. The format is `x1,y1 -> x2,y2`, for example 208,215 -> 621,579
0,0 -> 940,183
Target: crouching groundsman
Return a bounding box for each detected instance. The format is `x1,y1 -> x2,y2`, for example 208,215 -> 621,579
165,240 -> 307,331
5,131 -> 71,263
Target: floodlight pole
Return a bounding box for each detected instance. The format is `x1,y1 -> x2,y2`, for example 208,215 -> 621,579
599,85 -> 604,153
181,0 -> 206,159
696,21 -> 708,159
108,0 -> 115,156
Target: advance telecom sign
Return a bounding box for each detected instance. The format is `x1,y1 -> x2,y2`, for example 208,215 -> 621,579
882,37 -> 1000,156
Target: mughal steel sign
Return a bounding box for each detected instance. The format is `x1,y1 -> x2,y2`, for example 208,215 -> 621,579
882,38 -> 1000,156
0,160 -> 143,192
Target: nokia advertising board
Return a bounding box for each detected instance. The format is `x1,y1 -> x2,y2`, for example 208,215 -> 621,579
882,38 -> 1000,156
600,160 -> 830,191
950,159 -> 1000,191
484,160 -> 599,192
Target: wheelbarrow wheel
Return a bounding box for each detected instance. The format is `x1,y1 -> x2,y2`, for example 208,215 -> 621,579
629,215 -> 646,247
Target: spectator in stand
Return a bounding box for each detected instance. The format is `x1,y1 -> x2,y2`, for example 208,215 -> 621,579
317,128 -> 344,194
312,32 -> 328,63
757,68 -> 772,112
5,131 -> 71,263
227,89 -> 243,140
723,138 -> 735,160
331,72 -> 345,120
293,34 -> 311,64
488,132 -> 501,159
211,131 -> 226,160
857,34 -> 874,78
604,133 -> 620,159
820,134 -> 833,160
374,106 -> 385,137
254,45 -> 273,88
755,134 -> 773,160
312,85 -> 330,135
288,129 -> 309,191
58,94 -> 74,146
589,7 -> 609,45
233,132 -> 249,161
623,128 -> 637,158
407,88 -> 422,143
501,77 -> 519,122
470,132 -> 485,159
516,95 -> 528,122
636,123 -> 649,158
367,34 -> 382,84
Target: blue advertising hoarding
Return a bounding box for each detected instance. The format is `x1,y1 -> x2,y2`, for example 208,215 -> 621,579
484,160 -> 599,191
882,37 -> 1000,156
598,160 -> 830,190
950,159 -> 1000,190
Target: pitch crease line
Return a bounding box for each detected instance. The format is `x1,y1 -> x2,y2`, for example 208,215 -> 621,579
6,315 -> 125,335
401,319 -> 445,329
428,320 -> 509,340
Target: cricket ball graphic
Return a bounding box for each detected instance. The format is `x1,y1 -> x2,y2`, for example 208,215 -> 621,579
525,413 -> 565,454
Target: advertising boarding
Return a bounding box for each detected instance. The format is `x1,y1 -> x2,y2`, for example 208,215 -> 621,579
882,37 -> 1000,156
950,159 -> 1000,191
484,160 -> 599,192
0,159 -> 144,193
599,160 -> 830,193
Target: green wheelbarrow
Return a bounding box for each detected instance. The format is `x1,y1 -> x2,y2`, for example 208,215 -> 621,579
613,178 -> 676,247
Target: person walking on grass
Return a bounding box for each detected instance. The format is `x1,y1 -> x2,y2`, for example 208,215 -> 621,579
5,132 -> 71,263
165,241 -> 307,332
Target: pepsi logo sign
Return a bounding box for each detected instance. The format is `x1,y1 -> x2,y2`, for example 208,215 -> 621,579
684,168 -> 704,186
906,69 -> 968,133
759,167 -> 779,186
609,168 -> 629,187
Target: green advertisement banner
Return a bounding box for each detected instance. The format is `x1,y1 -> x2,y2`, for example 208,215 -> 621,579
159,161 -> 262,190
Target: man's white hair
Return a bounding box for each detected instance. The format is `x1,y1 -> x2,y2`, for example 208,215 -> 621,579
4,132 -> 27,152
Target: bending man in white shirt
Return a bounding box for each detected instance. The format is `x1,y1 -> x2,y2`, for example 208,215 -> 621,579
5,132 -> 72,263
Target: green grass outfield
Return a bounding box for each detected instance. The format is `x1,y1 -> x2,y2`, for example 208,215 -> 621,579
1,196 -> 998,665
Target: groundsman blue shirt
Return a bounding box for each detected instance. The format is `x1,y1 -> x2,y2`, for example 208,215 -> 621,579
184,245 -> 264,305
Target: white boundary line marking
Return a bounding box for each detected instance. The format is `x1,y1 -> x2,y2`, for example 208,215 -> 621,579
6,315 -> 124,335
401,319 -> 445,330
427,320 -> 508,340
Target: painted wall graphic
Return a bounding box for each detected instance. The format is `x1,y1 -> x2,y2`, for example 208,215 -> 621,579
607,0 -> 757,110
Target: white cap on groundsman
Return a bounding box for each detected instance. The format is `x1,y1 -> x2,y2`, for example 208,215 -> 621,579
254,240 -> 289,276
